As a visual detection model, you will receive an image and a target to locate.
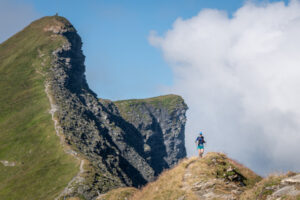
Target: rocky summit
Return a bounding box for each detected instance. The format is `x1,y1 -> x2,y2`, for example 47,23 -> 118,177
99,153 -> 300,200
0,16 -> 187,200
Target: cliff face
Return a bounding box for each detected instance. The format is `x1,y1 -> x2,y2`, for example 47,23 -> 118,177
0,16 -> 187,200
113,95 -> 187,175
43,16 -> 188,199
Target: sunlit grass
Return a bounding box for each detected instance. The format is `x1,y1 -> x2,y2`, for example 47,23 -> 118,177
114,94 -> 187,120
0,16 -> 78,200
99,152 -> 261,200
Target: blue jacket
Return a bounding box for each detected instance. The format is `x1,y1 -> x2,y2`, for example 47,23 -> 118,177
195,136 -> 205,145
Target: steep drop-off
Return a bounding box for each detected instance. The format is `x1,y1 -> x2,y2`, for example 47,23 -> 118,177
0,16 -> 188,200
114,95 -> 187,174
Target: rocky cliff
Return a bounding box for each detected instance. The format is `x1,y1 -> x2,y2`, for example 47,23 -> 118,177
113,95 -> 187,174
2,16 -> 299,200
42,16 -> 188,199
0,15 -> 188,200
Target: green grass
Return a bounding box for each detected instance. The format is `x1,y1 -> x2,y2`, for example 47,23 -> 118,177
128,153 -> 261,200
113,94 -> 187,121
240,174 -> 287,200
0,16 -> 78,200
97,187 -> 138,200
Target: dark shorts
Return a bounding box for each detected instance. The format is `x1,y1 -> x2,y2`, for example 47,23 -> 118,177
197,144 -> 204,149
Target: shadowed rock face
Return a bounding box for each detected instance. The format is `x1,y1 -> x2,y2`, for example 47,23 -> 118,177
113,96 -> 188,175
44,16 -> 188,199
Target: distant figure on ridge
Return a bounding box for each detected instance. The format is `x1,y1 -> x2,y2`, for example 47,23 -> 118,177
195,132 -> 206,158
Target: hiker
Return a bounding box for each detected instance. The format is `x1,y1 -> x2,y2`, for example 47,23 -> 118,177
195,132 -> 206,158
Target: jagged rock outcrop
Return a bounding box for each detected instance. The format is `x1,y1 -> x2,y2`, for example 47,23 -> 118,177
241,172 -> 300,200
43,16 -> 188,199
113,95 -> 187,175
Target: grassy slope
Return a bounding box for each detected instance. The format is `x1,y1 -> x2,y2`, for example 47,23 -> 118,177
97,187 -> 138,200
100,152 -> 262,200
114,94 -> 187,120
0,16 -> 78,200
131,152 -> 261,200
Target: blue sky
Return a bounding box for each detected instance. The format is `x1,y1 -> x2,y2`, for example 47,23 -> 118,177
34,0 -> 244,100
0,0 -> 288,100
3,0 -> 300,175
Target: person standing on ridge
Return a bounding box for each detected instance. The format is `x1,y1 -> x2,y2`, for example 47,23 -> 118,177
195,132 -> 206,158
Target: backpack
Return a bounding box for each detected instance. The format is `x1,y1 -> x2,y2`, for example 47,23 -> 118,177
197,136 -> 205,145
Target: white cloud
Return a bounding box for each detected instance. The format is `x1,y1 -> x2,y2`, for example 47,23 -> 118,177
0,0 -> 39,43
150,0 -> 300,175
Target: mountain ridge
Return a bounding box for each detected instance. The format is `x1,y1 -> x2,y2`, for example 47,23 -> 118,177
98,152 -> 300,200
1,15 -> 299,200
0,16 -> 79,200
0,15 -> 188,200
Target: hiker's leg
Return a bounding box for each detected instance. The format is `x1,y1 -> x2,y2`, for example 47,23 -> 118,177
198,148 -> 201,157
200,149 -> 204,158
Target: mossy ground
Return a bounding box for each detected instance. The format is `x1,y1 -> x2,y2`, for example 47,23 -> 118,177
0,16 -> 78,200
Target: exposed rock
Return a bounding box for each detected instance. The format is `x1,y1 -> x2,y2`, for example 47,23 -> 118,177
0,160 -> 16,167
183,153 -> 259,200
265,174 -> 300,199
241,173 -> 300,200
271,185 -> 300,197
43,17 -> 188,199
115,153 -> 261,200
113,95 -> 187,175
282,174 -> 300,184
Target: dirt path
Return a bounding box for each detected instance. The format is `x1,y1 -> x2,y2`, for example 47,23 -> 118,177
182,159 -> 197,191
45,82 -> 86,200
